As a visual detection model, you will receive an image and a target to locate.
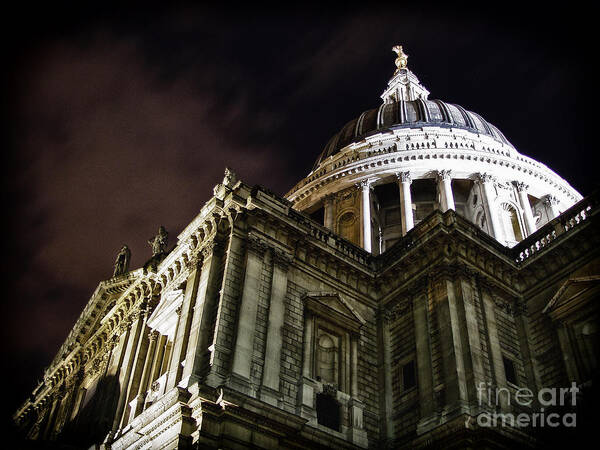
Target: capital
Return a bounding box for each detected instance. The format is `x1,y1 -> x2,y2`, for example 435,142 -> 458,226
272,249 -> 293,271
201,240 -> 224,260
545,195 -> 560,206
476,172 -> 495,184
396,171 -> 412,184
322,193 -> 336,204
247,235 -> 268,256
437,169 -> 452,181
357,178 -> 375,190
514,181 -> 529,192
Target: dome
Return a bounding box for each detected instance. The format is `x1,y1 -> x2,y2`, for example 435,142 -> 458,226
314,99 -> 510,169
286,45 -> 582,253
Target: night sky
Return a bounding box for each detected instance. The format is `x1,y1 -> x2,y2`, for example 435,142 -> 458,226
2,2 -> 594,432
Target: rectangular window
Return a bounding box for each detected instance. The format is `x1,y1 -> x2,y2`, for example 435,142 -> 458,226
503,356 -> 517,385
402,360 -> 416,391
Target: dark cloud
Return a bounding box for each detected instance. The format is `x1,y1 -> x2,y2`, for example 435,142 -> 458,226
2,2 -> 593,430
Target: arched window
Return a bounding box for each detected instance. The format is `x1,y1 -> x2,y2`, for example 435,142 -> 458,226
499,203 -> 523,244
337,211 -> 358,245
317,333 -> 339,385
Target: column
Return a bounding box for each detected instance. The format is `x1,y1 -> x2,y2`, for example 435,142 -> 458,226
396,172 -> 414,235
437,170 -> 455,212
261,251 -> 290,405
323,194 -> 335,231
545,195 -> 561,220
179,240 -> 224,388
130,330 -> 159,421
476,173 -> 503,241
359,179 -> 372,252
112,310 -> 146,430
515,182 -> 536,235
119,308 -> 151,427
165,259 -> 202,390
231,237 -> 265,381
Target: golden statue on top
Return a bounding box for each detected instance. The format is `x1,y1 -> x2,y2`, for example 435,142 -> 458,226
392,45 -> 408,72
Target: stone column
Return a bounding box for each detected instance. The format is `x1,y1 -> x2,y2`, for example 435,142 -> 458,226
231,237 -> 266,383
130,330 -> 159,420
119,307 -> 152,428
545,195 -> 561,220
396,172 -> 414,235
515,182 -> 536,236
359,179 -> 372,252
323,194 -> 335,231
149,335 -> 167,389
437,170 -> 455,212
112,310 -> 146,430
179,240 -> 224,389
476,173 -> 503,241
261,251 -> 291,405
165,259 -> 202,390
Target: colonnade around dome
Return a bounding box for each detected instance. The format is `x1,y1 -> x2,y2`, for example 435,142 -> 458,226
299,170 -> 564,254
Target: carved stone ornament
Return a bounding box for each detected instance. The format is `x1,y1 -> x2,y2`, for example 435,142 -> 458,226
545,195 -> 560,206
322,383 -> 338,397
477,172 -> 495,184
201,240 -> 224,260
514,181 -> 529,192
357,179 -> 373,190
247,235 -> 268,256
396,171 -> 412,183
223,167 -> 238,188
437,169 -> 452,181
272,249 -> 293,270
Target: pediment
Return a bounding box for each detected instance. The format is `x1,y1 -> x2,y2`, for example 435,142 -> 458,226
302,292 -> 365,333
147,289 -> 184,338
543,276 -> 600,321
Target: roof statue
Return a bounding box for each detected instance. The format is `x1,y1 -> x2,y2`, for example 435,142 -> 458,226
392,44 -> 408,72
112,245 -> 131,277
149,226 -> 168,257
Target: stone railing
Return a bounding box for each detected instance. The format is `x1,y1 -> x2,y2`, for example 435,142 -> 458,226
287,208 -> 371,267
512,191 -> 599,264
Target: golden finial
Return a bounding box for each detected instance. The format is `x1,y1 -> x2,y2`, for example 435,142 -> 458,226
392,45 -> 408,72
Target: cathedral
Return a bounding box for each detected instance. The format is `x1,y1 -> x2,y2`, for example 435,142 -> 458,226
13,46 -> 599,449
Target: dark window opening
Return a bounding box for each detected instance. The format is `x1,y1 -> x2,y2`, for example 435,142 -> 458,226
402,360 -> 416,390
316,393 -> 340,431
309,206 -> 325,225
503,356 -> 517,385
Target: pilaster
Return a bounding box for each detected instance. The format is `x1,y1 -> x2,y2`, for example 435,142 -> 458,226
165,256 -> 203,390
260,250 -> 291,406
179,239 -> 225,389
230,236 -> 267,389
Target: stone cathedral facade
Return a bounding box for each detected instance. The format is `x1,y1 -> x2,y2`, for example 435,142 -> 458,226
14,47 -> 599,449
